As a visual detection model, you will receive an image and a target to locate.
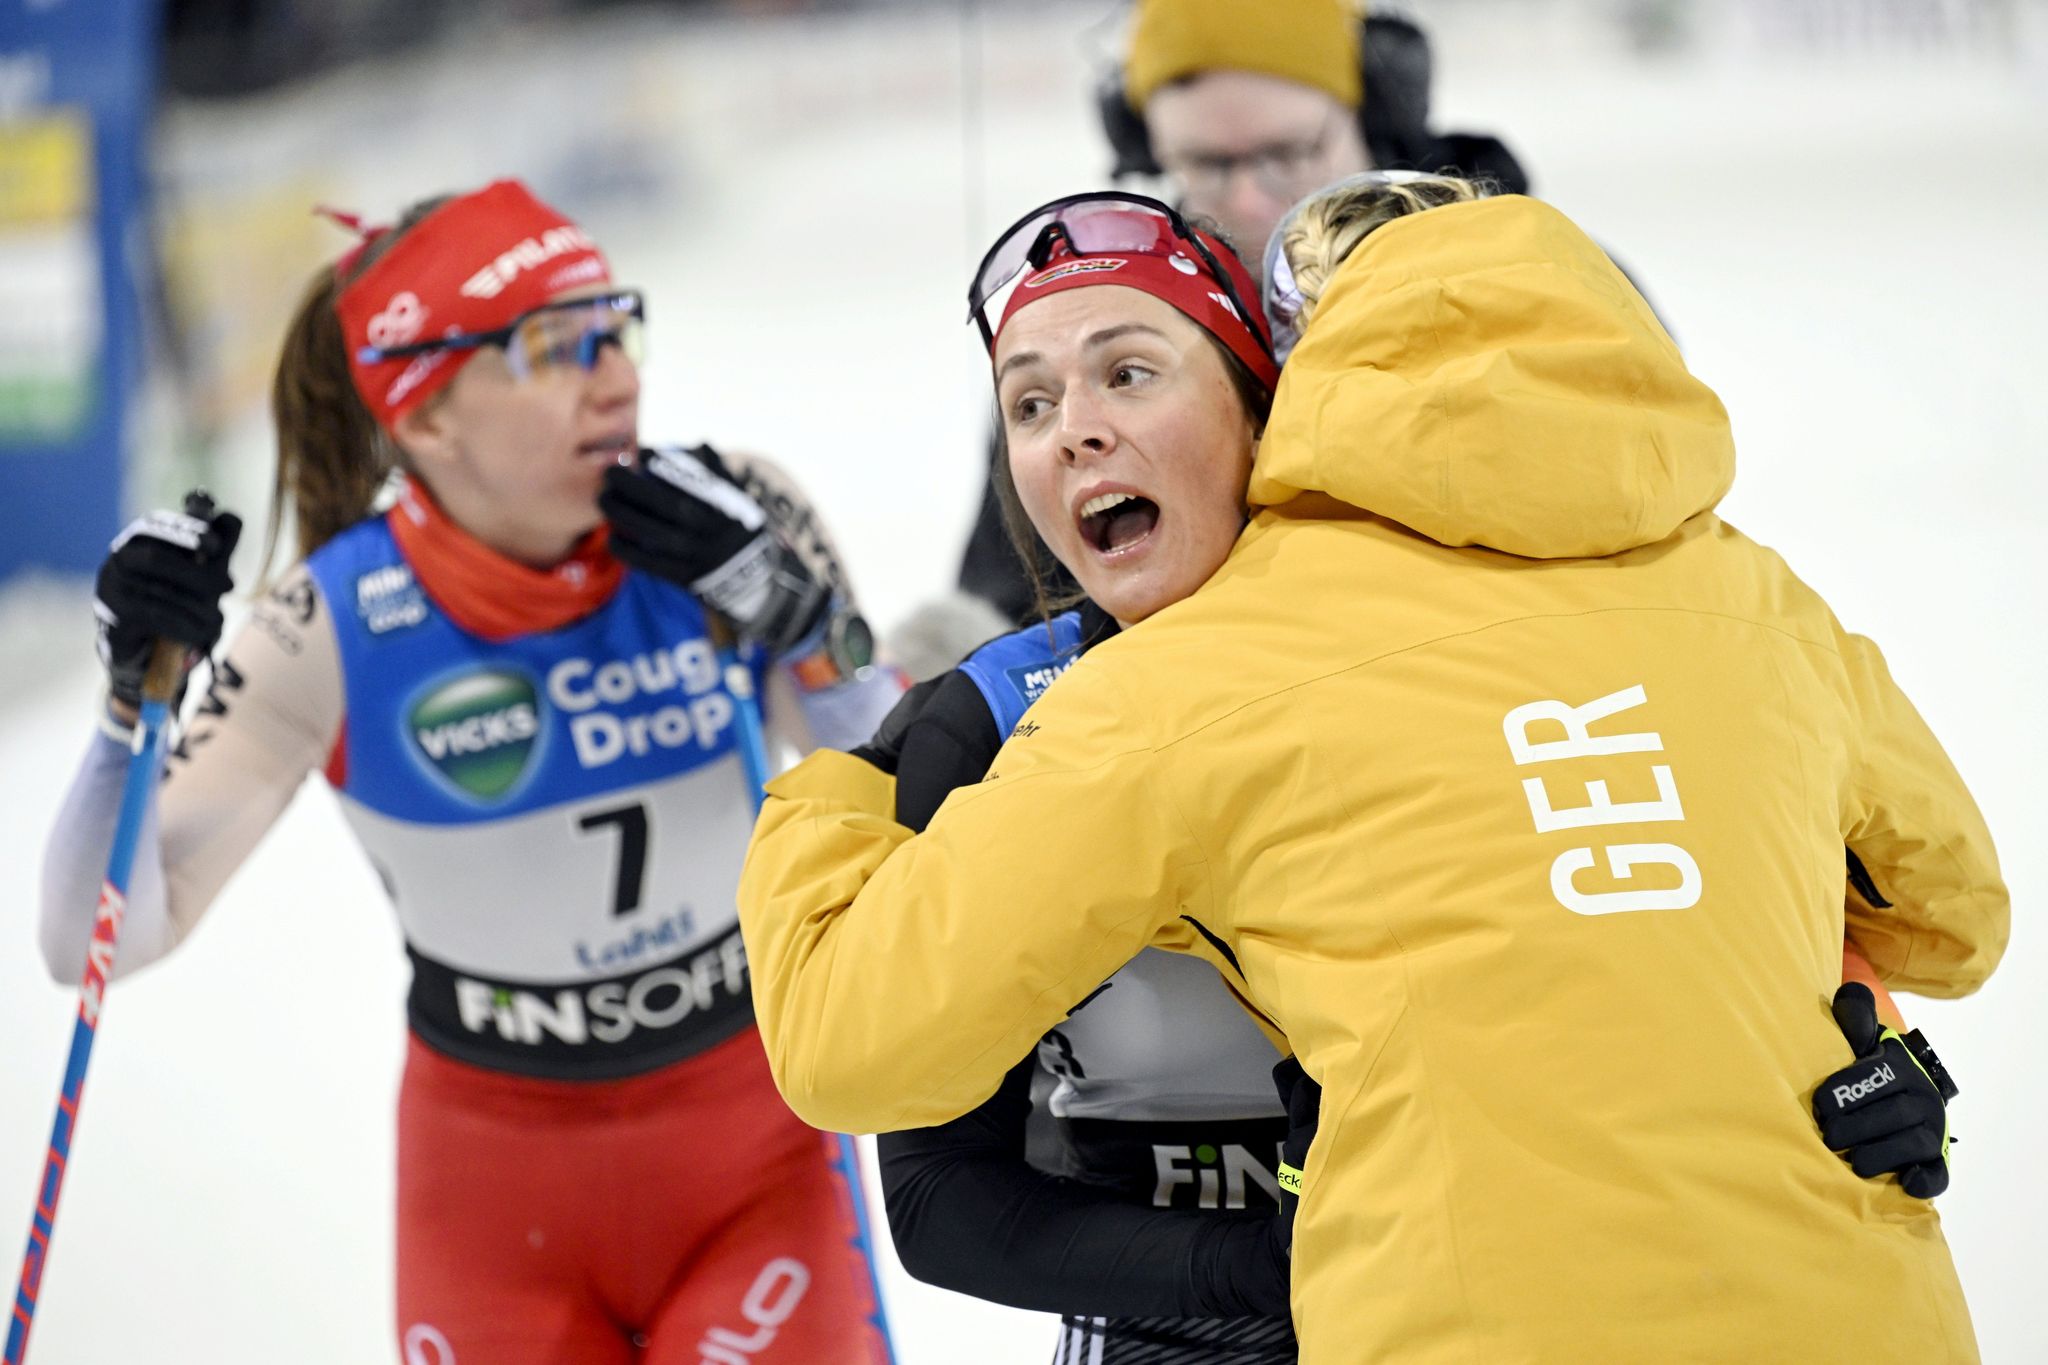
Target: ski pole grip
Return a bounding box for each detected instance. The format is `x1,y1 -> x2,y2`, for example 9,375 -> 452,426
126,489 -> 221,712
133,487 -> 223,706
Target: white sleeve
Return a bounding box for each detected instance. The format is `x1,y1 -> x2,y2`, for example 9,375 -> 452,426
38,722 -> 179,983
38,565 -> 345,984
783,668 -> 904,754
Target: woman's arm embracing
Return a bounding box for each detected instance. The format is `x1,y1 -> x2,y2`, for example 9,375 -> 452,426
738,662 -> 1205,1134
1834,629 -> 2007,997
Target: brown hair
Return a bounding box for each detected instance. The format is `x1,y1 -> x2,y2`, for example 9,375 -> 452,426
991,332 -> 1273,623
263,195 -> 450,572
990,215 -> 1274,619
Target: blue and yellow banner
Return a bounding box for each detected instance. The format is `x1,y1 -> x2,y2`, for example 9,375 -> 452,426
0,0 -> 160,577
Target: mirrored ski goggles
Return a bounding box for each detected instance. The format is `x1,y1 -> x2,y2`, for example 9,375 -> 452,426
967,191 -> 1268,362
356,289 -> 645,381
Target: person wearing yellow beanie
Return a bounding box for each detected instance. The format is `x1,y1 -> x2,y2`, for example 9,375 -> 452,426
1123,0 -> 1373,260
1124,0 -> 1364,110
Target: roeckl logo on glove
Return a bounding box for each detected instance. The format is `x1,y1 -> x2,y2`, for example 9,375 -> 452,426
1833,1062 -> 1897,1107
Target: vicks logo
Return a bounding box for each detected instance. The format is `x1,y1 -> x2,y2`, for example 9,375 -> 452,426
408,669 -> 541,800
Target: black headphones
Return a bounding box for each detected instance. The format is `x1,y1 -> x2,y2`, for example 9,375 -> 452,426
1095,10 -> 1529,200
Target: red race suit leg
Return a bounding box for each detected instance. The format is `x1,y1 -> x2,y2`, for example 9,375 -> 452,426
639,1123 -> 886,1365
395,1025 -> 880,1365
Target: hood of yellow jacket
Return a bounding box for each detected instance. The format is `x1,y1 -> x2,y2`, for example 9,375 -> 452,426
1250,195 -> 1736,559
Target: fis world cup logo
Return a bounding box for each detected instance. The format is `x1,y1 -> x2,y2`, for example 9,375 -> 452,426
408,669 -> 542,801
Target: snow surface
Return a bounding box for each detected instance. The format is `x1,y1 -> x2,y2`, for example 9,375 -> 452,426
3,3 -> 2044,1360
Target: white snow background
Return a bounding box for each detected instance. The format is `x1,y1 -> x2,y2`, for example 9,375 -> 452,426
2,2 -> 2044,1360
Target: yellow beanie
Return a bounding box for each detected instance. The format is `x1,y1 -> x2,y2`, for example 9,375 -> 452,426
1125,0 -> 1363,112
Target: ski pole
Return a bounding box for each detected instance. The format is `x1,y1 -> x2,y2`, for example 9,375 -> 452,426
7,637 -> 188,1365
720,646 -> 899,1365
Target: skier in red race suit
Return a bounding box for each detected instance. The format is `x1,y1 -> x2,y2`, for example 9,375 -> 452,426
41,180 -> 898,1365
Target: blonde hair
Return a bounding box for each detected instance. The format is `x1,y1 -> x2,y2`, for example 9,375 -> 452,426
1279,174 -> 1482,334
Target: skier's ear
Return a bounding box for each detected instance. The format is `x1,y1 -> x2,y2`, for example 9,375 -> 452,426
391,388 -> 456,472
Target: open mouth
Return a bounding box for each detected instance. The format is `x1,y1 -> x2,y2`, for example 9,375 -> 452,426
577,433 -> 637,463
1078,490 -> 1161,557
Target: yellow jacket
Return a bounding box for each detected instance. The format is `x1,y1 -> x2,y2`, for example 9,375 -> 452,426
740,196 -> 2007,1361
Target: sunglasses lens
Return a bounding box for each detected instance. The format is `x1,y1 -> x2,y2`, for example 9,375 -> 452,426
1058,201 -> 1176,253
506,293 -> 644,379
969,197 -> 1182,336
971,209 -> 1056,319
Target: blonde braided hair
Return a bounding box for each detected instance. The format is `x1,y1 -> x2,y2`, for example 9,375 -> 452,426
1279,173 -> 1482,334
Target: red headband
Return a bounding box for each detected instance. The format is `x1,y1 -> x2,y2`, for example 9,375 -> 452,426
996,230 -> 1279,395
334,179 -> 611,430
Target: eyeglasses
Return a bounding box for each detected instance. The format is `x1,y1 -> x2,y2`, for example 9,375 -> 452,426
967,191 -> 1271,366
1160,110 -> 1343,208
356,289 -> 645,380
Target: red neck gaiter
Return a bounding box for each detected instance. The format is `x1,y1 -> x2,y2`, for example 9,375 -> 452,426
386,476 -> 623,641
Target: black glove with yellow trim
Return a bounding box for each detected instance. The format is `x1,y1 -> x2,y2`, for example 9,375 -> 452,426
1191,1057 -> 1323,1319
1812,982 -> 1957,1198
1271,1056 -> 1321,1251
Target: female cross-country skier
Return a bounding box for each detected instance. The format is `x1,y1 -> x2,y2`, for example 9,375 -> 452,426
877,203 -> 1301,1365
739,177 -> 2007,1362
40,179 -> 897,1365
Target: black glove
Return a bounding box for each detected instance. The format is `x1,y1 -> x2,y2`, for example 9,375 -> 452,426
600,445 -> 829,655
1205,1055 -> 1322,1318
1812,982 -> 1956,1198
850,675 -> 946,776
94,494 -> 242,709
1271,1056 -> 1322,1253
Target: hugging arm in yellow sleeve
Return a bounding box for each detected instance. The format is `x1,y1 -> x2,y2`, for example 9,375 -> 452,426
1836,630 -> 2006,998
739,663 -> 1214,1135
